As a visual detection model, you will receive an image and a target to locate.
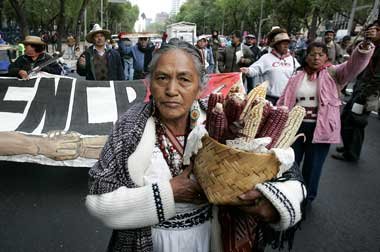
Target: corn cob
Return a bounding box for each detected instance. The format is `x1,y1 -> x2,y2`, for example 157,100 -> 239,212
264,106 -> 289,149
208,103 -> 227,143
256,101 -> 273,135
239,81 -> 268,121
274,105 -> 306,149
255,105 -> 288,147
240,98 -> 266,139
223,93 -> 246,140
206,93 -> 224,130
225,93 -> 246,124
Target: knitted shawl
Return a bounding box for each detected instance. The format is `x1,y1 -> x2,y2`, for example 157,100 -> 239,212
88,101 -> 305,252
88,101 -> 154,252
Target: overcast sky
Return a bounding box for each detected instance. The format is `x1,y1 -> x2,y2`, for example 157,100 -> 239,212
130,0 -> 172,21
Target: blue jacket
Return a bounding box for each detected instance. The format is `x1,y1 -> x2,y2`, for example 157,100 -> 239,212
118,42 -> 154,72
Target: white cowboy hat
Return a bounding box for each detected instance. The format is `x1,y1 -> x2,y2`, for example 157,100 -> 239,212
270,32 -> 290,47
86,24 -> 111,43
23,36 -> 46,45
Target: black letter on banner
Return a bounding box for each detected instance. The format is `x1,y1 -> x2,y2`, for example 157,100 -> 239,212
0,78 -> 35,113
113,79 -> 147,118
16,78 -> 72,133
69,81 -> 113,135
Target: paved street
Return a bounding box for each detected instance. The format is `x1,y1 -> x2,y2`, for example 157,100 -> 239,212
1,115 -> 380,252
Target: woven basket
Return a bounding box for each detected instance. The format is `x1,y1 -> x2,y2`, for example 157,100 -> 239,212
193,136 -> 280,205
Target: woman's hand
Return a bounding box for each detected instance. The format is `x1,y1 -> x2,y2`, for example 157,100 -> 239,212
240,67 -> 249,74
18,70 -> 29,80
170,165 -> 207,204
238,189 -> 280,223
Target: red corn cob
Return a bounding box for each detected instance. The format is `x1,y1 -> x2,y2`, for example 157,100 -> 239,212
206,93 -> 224,130
208,103 -> 227,143
256,101 -> 273,135
256,106 -> 289,148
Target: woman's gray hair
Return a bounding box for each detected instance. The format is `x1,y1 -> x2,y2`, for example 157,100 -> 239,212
147,40 -> 208,89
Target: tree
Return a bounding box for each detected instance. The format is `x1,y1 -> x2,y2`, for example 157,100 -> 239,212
5,0 -> 139,46
8,0 -> 29,38
73,0 -> 91,47
173,0 -> 374,40
56,0 -> 65,51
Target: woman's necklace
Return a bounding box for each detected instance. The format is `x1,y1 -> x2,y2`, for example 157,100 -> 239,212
154,116 -> 187,177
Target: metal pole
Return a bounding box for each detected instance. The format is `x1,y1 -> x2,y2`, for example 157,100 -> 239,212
101,0 -> 104,27
347,0 -> 358,35
258,0 -> 264,42
84,8 -> 87,50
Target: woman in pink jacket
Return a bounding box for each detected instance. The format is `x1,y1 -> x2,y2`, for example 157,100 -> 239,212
277,41 -> 374,203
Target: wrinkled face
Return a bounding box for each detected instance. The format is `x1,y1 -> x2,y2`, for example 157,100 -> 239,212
306,47 -> 328,70
24,44 -> 37,56
150,50 -> 200,123
275,41 -> 289,54
93,33 -> 106,47
324,32 -> 334,43
138,37 -> 148,48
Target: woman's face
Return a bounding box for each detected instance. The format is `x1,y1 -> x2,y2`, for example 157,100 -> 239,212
150,49 -> 200,123
306,47 -> 328,70
24,44 -> 36,57
275,41 -> 289,54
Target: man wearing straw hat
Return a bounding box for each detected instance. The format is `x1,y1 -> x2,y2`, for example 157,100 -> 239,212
8,36 -> 62,79
77,24 -> 124,81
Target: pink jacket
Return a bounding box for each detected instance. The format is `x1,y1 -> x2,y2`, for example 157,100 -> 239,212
277,46 -> 374,144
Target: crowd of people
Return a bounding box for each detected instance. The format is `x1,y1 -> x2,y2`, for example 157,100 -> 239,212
1,20 -> 379,252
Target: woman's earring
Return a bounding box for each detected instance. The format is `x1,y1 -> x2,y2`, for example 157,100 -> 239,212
190,100 -> 200,129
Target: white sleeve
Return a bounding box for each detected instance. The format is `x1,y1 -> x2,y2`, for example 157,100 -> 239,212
85,181 -> 176,229
255,180 -> 306,231
294,57 -> 301,69
247,56 -> 266,77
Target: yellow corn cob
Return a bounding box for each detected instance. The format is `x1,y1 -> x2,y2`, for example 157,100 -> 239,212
274,105 -> 306,149
240,98 -> 266,139
239,81 -> 269,121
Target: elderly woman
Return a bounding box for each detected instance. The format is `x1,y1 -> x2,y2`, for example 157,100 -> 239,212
277,41 -> 374,203
240,28 -> 300,104
86,41 -> 305,252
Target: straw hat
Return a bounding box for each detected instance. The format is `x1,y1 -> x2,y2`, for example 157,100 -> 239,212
270,32 -> 290,47
23,36 -> 46,45
86,24 -> 111,43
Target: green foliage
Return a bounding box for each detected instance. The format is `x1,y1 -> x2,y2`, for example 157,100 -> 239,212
5,0 -> 139,34
172,0 -> 375,37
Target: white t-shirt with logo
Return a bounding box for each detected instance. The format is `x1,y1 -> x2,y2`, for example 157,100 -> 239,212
247,52 -> 300,97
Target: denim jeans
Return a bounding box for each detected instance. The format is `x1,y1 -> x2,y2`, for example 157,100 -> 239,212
292,122 -> 330,201
123,58 -> 134,81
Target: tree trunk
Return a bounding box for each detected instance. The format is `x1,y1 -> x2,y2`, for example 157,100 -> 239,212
73,0 -> 91,47
8,0 -> 29,38
308,7 -> 320,42
56,0 -> 65,52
